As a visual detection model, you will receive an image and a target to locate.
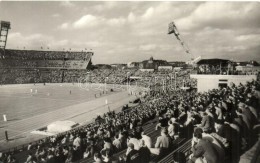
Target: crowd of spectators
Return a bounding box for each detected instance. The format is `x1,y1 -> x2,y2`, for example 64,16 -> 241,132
0,69 -> 64,84
186,81 -> 260,163
196,64 -> 259,76
1,50 -> 90,60
0,72 -> 259,163
0,69 -> 39,84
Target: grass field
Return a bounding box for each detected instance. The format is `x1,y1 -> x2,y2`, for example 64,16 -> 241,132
0,83 -> 116,121
0,83 -> 136,151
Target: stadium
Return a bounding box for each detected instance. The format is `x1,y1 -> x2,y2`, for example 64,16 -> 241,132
0,2 -> 260,163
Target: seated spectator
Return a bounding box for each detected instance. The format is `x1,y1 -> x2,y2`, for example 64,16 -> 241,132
238,102 -> 256,128
102,138 -> 113,154
93,152 -> 103,163
73,134 -> 82,148
83,148 -> 91,159
101,149 -> 116,163
198,112 -> 215,133
125,143 -> 140,163
189,128 -> 219,163
46,151 -> 55,163
173,151 -> 186,163
138,140 -> 150,163
71,145 -> 82,162
113,134 -> 122,152
134,125 -> 143,139
155,116 -> 168,130
141,131 -> 152,148
128,134 -> 140,150
25,153 -> 33,163
215,102 -> 223,120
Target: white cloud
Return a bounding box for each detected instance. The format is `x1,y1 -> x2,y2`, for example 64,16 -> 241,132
142,7 -> 154,19
236,34 -> 260,41
58,23 -> 69,29
48,40 -> 69,48
8,32 -> 22,39
72,14 -> 128,29
139,44 -> 157,51
107,18 -> 126,26
73,15 -> 100,28
175,2 -> 260,31
84,41 -> 102,47
7,33 -> 53,49
60,1 -> 75,8
92,2 -> 117,12
52,13 -> 60,18
127,12 -> 136,23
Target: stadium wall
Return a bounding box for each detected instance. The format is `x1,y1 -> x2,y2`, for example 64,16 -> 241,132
190,74 -> 257,92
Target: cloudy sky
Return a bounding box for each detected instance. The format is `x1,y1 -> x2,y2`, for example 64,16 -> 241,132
0,1 -> 259,64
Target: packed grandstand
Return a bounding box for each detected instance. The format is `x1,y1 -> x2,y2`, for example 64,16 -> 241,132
0,48 -> 259,163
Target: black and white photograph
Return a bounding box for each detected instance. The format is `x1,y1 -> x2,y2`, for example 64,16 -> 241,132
0,1 -> 260,163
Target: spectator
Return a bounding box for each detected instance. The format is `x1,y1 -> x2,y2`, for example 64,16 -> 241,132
154,128 -> 172,154
93,152 -> 103,163
138,140 -> 150,163
113,134 -> 122,152
141,131 -> 152,148
198,112 -> 215,133
125,143 -> 139,163
173,152 -> 186,163
101,138 -> 114,155
189,128 -> 219,163
128,134 -> 140,150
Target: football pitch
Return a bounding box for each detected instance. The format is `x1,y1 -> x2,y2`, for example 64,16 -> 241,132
0,83 -> 117,121
0,83 -> 136,151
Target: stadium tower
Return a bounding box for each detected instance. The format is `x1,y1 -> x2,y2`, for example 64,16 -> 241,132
0,21 -> 11,57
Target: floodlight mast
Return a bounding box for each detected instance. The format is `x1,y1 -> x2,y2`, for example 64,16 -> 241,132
0,21 -> 11,58
168,21 -> 194,61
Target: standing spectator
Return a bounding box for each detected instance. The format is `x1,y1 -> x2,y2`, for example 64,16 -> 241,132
155,128 -> 172,154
